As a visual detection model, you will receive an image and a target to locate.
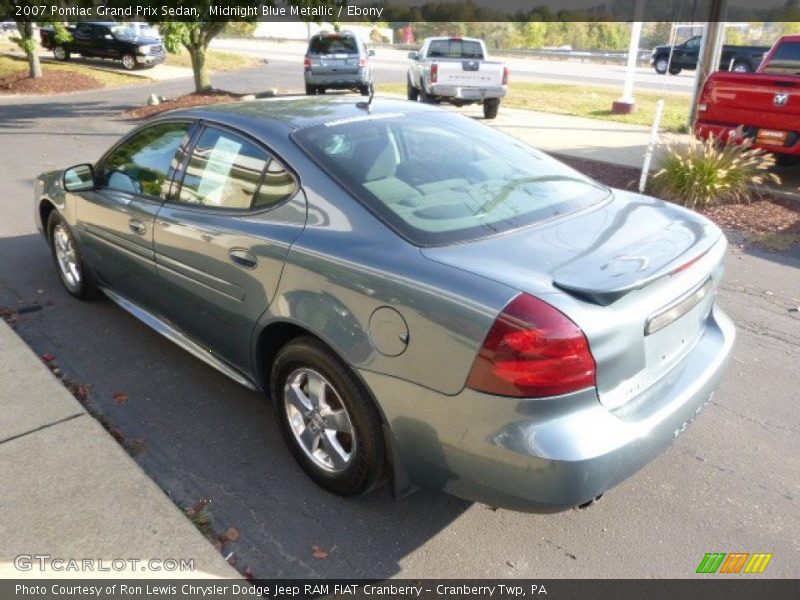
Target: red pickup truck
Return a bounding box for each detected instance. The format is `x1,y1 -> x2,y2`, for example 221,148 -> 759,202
695,35 -> 800,155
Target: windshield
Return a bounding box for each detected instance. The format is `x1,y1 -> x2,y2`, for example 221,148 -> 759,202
292,111 -> 609,246
111,25 -> 136,41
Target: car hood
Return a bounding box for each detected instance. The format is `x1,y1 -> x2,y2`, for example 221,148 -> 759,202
421,189 -> 722,305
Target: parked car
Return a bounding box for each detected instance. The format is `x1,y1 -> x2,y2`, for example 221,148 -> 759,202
407,36 -> 508,119
651,35 -> 770,75
40,21 -> 165,70
695,34 -> 800,156
35,98 -> 734,512
304,31 -> 374,96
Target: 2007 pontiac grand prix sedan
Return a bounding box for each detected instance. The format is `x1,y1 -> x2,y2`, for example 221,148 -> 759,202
34,97 -> 735,511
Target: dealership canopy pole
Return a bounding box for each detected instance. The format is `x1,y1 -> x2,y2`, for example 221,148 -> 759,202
688,0 -> 727,128
612,0 -> 645,114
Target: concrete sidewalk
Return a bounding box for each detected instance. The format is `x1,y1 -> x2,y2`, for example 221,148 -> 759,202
0,320 -> 239,578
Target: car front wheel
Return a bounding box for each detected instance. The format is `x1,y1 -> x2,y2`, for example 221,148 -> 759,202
272,336 -> 386,496
654,57 -> 668,74
47,212 -> 96,299
407,79 -> 419,101
121,53 -> 137,71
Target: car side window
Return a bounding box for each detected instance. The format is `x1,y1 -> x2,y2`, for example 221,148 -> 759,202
178,127 -> 294,210
101,122 -> 190,200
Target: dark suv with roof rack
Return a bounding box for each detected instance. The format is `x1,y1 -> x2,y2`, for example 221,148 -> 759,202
304,31 -> 374,96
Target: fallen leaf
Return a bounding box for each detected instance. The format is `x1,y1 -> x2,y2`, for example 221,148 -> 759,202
225,527 -> 240,542
113,392 -> 128,405
41,353 -> 56,362
311,544 -> 329,559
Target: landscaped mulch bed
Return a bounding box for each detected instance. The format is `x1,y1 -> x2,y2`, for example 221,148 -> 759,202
0,69 -> 100,94
555,153 -> 800,252
123,90 -> 244,119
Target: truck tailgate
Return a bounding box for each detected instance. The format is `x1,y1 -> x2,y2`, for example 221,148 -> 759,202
434,59 -> 504,88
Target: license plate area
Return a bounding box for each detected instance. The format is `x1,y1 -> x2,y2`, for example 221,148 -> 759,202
756,128 -> 788,146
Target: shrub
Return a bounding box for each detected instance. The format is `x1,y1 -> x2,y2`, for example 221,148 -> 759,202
651,130 -> 780,209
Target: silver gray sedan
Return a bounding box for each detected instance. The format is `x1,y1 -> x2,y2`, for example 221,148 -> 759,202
34,97 -> 735,512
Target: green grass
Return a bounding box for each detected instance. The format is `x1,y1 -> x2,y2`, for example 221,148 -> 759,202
165,49 -> 261,72
377,81 -> 691,133
0,54 -> 148,88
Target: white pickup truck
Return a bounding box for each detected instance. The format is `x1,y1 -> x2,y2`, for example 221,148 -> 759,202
407,36 -> 508,119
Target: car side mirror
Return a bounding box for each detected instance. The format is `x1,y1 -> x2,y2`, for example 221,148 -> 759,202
63,164 -> 95,192
368,49 -> 375,57
408,51 -> 418,60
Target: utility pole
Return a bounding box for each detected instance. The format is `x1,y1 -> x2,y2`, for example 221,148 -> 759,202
612,0 -> 646,114
688,0 -> 727,128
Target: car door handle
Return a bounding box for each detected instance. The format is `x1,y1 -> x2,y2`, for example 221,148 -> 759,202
229,248 -> 257,269
129,220 -> 146,236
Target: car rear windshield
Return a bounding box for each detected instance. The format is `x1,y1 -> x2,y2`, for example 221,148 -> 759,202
292,111 -> 609,246
763,42 -> 800,73
309,35 -> 358,55
427,39 -> 484,59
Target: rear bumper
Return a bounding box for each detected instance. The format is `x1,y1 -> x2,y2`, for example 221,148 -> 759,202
362,305 -> 735,512
305,70 -> 370,87
695,120 -> 800,155
428,84 -> 506,101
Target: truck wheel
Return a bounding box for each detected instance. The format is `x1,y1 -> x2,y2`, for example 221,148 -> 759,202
121,53 -> 137,71
53,46 -> 70,61
654,57 -> 668,74
731,61 -> 751,73
359,83 -> 371,96
305,84 -> 316,95
419,87 -> 433,103
483,99 -> 500,120
407,79 -> 419,101
668,64 -> 682,75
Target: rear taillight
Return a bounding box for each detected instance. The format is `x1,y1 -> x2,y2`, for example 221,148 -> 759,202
359,57 -> 367,68
430,63 -> 438,83
467,293 -> 596,398
502,66 -> 509,85
303,55 -> 311,69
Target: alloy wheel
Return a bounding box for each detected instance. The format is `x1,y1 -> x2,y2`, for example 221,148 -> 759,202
53,224 -> 81,289
283,367 -> 355,473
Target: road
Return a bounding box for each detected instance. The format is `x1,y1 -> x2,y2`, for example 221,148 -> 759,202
211,38 -> 696,95
1,73 -> 798,579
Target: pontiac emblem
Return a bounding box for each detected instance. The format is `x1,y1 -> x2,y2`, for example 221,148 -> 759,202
774,93 -> 790,107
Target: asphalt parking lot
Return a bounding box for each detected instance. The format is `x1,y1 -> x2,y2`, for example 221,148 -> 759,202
1,72 -> 798,578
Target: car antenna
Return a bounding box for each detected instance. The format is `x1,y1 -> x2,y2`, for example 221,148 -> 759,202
356,86 -> 375,112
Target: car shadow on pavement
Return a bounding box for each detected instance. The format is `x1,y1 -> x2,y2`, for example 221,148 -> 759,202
0,233 -> 473,579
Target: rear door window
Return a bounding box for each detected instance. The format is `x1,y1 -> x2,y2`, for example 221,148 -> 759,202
309,35 -> 358,55
177,127 -> 295,210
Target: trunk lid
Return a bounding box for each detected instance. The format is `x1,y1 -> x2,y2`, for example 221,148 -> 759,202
422,190 -> 725,408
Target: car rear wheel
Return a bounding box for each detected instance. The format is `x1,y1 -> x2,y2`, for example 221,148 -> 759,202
483,98 -> 500,119
359,83 -> 371,96
407,79 -> 419,101
668,64 -> 682,75
121,53 -> 137,71
53,46 -> 70,61
317,86 -> 326,95
305,84 -> 316,95
47,212 -> 96,300
272,336 -> 386,496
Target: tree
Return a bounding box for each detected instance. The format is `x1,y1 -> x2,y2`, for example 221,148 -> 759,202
7,1 -> 80,79
149,0 -> 340,93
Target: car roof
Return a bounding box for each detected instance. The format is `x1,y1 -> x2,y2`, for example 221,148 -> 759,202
425,36 -> 483,43
167,96 -> 443,135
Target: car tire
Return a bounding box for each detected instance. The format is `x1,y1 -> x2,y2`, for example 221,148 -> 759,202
53,45 -> 70,61
483,99 -> 500,119
419,87 -> 434,103
359,83 -> 371,96
305,84 -> 316,95
731,61 -> 751,73
668,64 -> 682,75
317,86 -> 326,95
271,336 -> 387,496
121,53 -> 137,71
47,212 -> 97,300
653,57 -> 668,74
407,79 -> 419,101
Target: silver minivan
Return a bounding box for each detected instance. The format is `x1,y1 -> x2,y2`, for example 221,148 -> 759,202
304,31 -> 374,96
